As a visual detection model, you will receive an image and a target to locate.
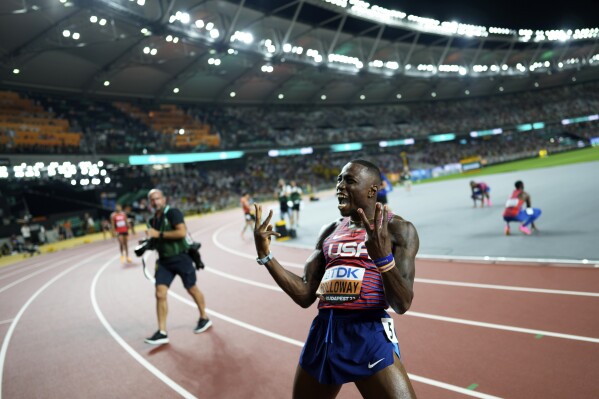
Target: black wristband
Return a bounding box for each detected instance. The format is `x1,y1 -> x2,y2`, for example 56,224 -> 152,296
159,232 -> 164,239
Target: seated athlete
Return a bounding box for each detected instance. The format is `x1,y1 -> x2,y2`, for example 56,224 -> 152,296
502,180 -> 541,235
470,181 -> 491,208
253,159 -> 419,398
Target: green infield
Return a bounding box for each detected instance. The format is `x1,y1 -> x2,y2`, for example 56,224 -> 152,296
420,146 -> 599,183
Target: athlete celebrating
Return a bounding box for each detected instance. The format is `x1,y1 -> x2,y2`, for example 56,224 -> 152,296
253,159 -> 419,398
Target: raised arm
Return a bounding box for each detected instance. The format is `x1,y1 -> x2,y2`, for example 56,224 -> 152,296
253,204 -> 333,308
358,203 -> 419,314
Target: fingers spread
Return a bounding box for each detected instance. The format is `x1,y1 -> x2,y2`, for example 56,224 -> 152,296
254,204 -> 261,229
358,208 -> 372,234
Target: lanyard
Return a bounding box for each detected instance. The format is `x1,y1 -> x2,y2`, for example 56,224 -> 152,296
153,205 -> 170,231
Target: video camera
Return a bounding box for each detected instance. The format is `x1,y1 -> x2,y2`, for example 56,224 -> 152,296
134,238 -> 155,257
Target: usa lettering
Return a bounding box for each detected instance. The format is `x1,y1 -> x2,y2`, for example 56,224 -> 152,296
327,242 -> 368,258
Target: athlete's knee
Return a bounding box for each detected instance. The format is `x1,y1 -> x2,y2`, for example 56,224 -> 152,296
155,285 -> 168,300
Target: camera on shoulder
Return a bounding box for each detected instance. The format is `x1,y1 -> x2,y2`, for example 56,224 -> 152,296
134,238 -> 155,257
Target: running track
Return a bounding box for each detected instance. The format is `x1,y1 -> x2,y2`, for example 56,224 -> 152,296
1,165 -> 599,398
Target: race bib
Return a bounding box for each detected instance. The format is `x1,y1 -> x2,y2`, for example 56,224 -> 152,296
316,265 -> 365,303
505,198 -> 519,208
381,318 -> 398,343
116,220 -> 126,228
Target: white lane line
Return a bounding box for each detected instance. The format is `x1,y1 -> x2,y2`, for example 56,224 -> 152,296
0,255 -> 80,295
0,263 -> 47,281
207,268 -> 283,292
203,262 -> 599,344
0,320 -> 13,326
0,249 -> 110,399
405,311 -> 599,344
418,254 -> 599,267
213,222 -> 599,297
166,291 -> 500,399
416,278 -> 599,297
91,260 -> 197,399
278,238 -> 599,267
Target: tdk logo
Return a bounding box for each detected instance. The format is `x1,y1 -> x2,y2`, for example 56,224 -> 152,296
327,242 -> 369,258
323,266 -> 362,280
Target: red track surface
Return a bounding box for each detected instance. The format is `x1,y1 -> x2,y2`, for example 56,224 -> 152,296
1,208 -> 598,398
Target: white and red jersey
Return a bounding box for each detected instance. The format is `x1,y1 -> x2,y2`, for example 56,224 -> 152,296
317,217 -> 391,310
111,212 -> 129,233
241,197 -> 251,214
503,189 -> 524,217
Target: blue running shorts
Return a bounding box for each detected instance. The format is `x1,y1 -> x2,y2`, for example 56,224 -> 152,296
299,308 -> 401,385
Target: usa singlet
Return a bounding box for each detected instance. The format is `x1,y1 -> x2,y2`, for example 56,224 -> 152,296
503,189 -> 524,218
317,217 -> 389,310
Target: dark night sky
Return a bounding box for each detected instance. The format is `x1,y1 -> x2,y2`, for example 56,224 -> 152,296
377,0 -> 599,30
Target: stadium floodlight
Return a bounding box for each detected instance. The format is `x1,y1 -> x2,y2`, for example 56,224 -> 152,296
129,151 -> 245,165
330,143 -> 362,152
379,138 -> 414,147
428,133 -> 456,143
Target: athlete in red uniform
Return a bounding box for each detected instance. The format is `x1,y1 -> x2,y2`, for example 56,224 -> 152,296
253,159 -> 418,398
502,180 -> 541,235
111,204 -> 132,263
240,192 -> 255,238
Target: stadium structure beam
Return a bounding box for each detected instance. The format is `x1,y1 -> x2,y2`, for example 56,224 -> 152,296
365,25 -> 385,65
327,13 -> 347,55
499,38 -> 517,68
436,37 -> 454,68
527,41 -> 545,69
81,36 -> 149,93
222,0 -> 247,45
280,0 -> 305,53
1,8 -> 82,64
233,0 -> 300,33
584,38 -> 599,64
468,37 -> 487,70
153,47 -> 213,100
402,32 -> 421,68
289,14 -> 343,43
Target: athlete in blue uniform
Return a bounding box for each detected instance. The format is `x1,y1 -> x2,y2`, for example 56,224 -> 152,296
253,159 -> 419,398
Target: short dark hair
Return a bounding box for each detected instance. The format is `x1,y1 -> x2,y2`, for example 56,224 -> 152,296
349,159 -> 382,185
515,181 -> 524,189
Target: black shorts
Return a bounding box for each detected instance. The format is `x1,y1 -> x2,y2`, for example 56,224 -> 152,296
376,195 -> 388,205
118,232 -> 128,236
155,253 -> 196,289
280,202 -> 289,213
292,202 -> 300,211
245,212 -> 256,221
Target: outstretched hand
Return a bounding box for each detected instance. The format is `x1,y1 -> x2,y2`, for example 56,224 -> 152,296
253,204 -> 281,258
358,203 -> 392,260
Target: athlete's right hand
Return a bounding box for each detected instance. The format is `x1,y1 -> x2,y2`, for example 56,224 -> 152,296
253,204 -> 281,258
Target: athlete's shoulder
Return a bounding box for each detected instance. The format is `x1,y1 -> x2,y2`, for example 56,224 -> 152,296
315,218 -> 344,249
389,214 -> 417,236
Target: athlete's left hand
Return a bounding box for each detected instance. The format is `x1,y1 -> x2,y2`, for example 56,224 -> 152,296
358,203 -> 392,260
253,204 -> 281,258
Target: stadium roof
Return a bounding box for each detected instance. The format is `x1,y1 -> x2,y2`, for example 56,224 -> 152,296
1,0 -> 598,106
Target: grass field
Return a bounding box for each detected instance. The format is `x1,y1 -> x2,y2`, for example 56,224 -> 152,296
421,146 -> 599,183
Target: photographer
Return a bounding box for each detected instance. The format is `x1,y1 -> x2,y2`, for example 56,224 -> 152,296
143,188 -> 212,345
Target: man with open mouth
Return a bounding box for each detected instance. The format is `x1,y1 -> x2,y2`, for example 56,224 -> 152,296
253,159 -> 420,398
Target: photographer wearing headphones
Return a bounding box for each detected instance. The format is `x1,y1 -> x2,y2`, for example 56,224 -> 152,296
144,188 -> 212,345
